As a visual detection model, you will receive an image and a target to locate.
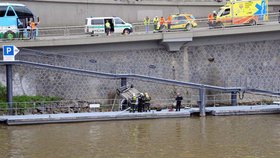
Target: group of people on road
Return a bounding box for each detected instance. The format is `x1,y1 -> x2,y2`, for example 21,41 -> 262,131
128,92 -> 183,112
143,15 -> 173,33
129,93 -> 151,113
18,18 -> 40,40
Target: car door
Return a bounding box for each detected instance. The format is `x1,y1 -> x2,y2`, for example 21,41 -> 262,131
114,17 -> 126,33
220,8 -> 232,26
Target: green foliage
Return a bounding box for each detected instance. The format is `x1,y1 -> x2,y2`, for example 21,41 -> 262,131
0,83 -> 62,110
0,83 -> 62,102
0,83 -> 7,102
0,84 -> 63,115
13,95 -> 62,102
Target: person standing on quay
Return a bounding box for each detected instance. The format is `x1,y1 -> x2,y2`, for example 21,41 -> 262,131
144,92 -> 151,112
138,93 -> 145,112
175,93 -> 183,111
130,93 -> 137,113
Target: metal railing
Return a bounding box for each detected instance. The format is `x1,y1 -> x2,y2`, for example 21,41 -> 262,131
0,12 -> 279,41
13,47 -> 280,92
0,92 -> 279,116
135,0 -> 280,2
15,48 -> 179,80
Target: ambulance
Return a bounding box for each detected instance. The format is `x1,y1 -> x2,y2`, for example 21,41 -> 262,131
85,16 -> 133,35
208,0 -> 268,28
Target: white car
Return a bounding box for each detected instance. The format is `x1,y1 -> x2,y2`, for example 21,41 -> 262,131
85,16 -> 133,35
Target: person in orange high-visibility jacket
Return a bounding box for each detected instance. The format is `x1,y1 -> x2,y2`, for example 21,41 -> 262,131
30,20 -> 37,39
159,16 -> 165,31
208,13 -> 214,28
167,15 -> 172,31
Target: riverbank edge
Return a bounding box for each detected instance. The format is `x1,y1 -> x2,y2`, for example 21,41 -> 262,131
0,105 -> 279,125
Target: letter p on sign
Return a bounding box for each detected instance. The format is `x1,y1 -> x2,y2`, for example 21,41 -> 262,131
2,45 -> 20,61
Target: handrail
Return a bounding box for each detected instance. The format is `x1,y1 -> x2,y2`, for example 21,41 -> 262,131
0,60 -> 256,93
1,59 -> 280,97
245,88 -> 280,96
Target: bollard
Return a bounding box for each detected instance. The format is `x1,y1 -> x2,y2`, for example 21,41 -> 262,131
6,64 -> 13,115
231,91 -> 237,106
199,88 -> 206,117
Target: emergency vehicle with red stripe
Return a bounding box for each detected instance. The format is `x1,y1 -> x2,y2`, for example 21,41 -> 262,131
208,0 -> 268,28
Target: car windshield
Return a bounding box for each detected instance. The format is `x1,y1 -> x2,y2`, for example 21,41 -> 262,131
172,16 -> 179,20
189,15 -> 196,20
115,18 -> 125,24
217,8 -> 225,17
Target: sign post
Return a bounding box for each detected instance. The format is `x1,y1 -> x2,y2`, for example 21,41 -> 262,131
2,45 -> 20,115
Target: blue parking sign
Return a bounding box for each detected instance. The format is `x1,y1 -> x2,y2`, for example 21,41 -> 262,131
3,46 -> 14,56
2,45 -> 20,61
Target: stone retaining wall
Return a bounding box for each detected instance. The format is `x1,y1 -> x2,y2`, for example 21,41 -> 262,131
0,39 -> 279,102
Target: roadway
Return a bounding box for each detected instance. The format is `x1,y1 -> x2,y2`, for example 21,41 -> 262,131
1,21 -> 279,51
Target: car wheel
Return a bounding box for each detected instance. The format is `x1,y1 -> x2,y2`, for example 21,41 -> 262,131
185,23 -> 192,31
123,29 -> 130,35
216,22 -> 224,28
249,19 -> 256,26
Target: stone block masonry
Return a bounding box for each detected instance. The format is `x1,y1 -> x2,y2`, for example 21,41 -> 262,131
0,39 -> 279,102
0,47 -> 189,100
187,40 -> 280,92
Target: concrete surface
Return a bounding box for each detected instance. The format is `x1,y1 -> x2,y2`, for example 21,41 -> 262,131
1,105 -> 279,125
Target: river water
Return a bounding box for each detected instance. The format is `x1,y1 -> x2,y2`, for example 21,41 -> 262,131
0,115 -> 279,158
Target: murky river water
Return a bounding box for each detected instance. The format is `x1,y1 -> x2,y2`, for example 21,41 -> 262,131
0,115 -> 279,158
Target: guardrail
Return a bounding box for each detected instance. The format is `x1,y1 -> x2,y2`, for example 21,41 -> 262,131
0,12 -> 278,40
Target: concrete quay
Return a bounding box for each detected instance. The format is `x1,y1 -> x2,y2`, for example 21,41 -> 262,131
0,110 -> 191,125
1,105 -> 279,125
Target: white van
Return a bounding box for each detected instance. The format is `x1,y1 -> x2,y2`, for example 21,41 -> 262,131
85,16 -> 133,35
